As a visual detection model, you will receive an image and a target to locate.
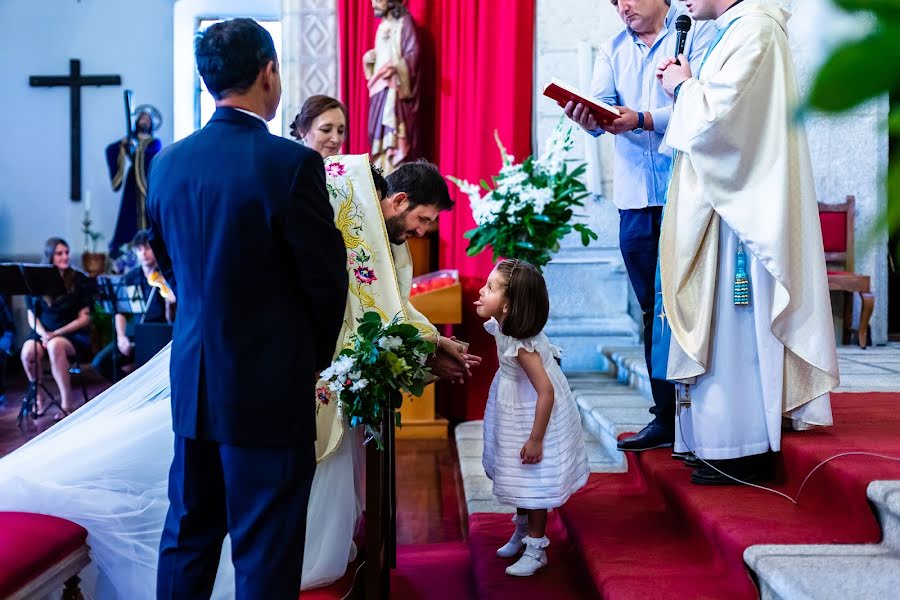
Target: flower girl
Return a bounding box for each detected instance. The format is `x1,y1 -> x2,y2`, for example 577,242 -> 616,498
476,259 -> 589,576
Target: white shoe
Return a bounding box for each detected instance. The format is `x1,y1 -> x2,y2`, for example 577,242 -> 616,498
505,536 -> 549,576
496,514 -> 528,558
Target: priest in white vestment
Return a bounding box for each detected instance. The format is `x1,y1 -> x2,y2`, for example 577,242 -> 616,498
655,0 -> 840,484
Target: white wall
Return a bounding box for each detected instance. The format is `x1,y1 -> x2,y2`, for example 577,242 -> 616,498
173,0 -> 281,141
0,0 -> 174,261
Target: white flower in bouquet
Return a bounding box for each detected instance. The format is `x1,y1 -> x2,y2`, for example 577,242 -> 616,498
534,122 -> 575,176
377,336 -> 403,351
321,354 -> 354,381
350,379 -> 369,392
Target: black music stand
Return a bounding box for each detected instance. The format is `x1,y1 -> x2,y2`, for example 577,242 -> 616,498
0,264 -> 67,428
96,274 -> 146,383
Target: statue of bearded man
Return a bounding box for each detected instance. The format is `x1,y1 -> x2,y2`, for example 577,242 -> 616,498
363,0 -> 421,174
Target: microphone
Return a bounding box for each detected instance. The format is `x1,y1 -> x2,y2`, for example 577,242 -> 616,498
674,15 -> 692,65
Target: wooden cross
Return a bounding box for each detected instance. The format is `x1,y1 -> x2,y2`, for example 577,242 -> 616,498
29,59 -> 121,201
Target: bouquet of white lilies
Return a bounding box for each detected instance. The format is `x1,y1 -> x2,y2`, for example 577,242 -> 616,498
449,118 -> 598,270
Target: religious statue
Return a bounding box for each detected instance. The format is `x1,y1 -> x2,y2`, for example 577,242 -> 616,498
105,105 -> 162,258
364,0 -> 421,174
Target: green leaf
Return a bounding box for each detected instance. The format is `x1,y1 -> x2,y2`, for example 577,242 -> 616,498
890,108 -> 900,134
362,312 -> 382,324
807,26 -> 900,112
480,179 -> 492,192
407,381 -> 424,397
833,0 -> 900,19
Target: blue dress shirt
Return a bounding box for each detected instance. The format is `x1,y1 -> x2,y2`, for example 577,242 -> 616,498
589,5 -> 716,210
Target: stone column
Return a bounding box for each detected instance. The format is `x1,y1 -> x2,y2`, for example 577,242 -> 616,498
535,0 -> 640,371
281,0 -> 338,137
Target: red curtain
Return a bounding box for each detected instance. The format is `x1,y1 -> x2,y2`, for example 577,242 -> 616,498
337,0 -> 536,420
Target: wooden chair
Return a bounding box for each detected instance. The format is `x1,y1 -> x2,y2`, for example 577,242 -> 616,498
818,196 -> 875,348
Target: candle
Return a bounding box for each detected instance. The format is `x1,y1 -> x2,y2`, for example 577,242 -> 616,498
84,189 -> 92,212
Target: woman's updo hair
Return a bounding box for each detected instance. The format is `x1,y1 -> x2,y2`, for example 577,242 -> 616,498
290,95 -> 348,139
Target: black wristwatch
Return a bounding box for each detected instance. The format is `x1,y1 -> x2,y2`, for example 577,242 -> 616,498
632,111 -> 645,134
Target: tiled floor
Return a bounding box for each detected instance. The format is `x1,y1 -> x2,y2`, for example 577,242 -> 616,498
835,343 -> 900,391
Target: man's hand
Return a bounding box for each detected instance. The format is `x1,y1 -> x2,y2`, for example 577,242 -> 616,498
563,101 -> 599,133
520,437 -> 544,465
427,337 -> 480,384
117,335 -> 133,357
658,54 -> 692,97
599,106 -> 641,135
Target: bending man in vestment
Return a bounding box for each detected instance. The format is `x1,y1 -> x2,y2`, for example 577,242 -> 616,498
655,0 -> 839,485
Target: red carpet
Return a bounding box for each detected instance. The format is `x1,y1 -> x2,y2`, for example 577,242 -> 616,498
558,392 -> 900,599
305,392 -> 900,599
467,511 -> 598,599
391,543 -> 474,599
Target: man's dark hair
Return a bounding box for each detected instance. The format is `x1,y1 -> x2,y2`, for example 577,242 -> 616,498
385,0 -> 409,18
131,229 -> 151,248
370,164 -> 389,200
195,18 -> 277,100
385,160 -> 454,211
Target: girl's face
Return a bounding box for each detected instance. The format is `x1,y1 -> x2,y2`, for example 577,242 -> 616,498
475,267 -> 509,321
302,108 -> 346,158
52,243 -> 70,270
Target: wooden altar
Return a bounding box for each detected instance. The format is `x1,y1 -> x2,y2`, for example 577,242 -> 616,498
398,271 -> 461,439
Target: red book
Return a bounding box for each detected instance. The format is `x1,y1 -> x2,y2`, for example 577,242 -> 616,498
543,78 -> 621,123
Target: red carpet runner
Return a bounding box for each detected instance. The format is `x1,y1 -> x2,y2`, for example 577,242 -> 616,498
306,392 -> 900,598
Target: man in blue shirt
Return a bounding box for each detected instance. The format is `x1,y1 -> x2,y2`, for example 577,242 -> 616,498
565,0 -> 714,452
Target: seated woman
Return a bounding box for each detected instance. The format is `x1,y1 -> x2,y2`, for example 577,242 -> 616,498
290,95 -> 347,157
20,237 -> 93,415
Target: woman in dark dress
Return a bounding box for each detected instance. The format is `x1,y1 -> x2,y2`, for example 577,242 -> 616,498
20,238 -> 93,414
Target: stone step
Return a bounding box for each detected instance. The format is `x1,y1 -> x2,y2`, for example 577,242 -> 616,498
744,470 -> 900,599
454,409 -> 628,516
868,480 -> 900,551
747,544 -> 900,600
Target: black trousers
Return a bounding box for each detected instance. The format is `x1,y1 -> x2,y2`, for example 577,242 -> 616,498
619,206 -> 676,431
156,435 -> 316,600
91,341 -> 135,382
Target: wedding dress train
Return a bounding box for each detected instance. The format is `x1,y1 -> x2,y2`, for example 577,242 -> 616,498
0,344 -> 362,599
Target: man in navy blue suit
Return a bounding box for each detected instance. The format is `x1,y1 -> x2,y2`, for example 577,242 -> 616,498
147,18 -> 347,599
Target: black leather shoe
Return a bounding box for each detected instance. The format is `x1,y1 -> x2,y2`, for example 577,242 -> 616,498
690,456 -> 773,485
671,450 -> 692,461
617,422 -> 675,452
683,454 -> 702,469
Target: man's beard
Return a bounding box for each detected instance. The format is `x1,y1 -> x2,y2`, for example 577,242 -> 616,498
384,213 -> 409,245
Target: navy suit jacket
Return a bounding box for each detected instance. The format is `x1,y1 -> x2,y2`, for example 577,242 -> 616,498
147,107 -> 348,447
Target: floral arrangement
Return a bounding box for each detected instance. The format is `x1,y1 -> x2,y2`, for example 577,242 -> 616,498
449,118 -> 598,270
318,311 -> 435,449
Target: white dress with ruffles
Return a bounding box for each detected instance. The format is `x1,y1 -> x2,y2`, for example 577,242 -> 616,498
481,318 -> 589,510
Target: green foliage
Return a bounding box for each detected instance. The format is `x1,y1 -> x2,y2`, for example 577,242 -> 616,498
806,0 -> 900,236
318,311 -> 435,450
